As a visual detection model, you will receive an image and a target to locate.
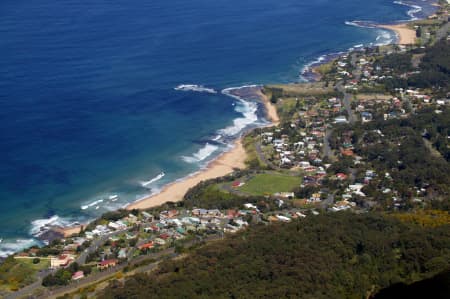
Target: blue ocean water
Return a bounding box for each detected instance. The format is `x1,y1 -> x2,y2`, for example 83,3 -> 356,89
0,0 -> 437,255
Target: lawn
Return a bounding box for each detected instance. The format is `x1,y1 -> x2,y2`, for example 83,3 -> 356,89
238,173 -> 301,196
16,258 -> 51,271
0,257 -> 49,292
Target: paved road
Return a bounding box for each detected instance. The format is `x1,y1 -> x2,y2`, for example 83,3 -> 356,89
38,235 -> 223,299
323,128 -> 336,162
321,193 -> 335,209
336,83 -> 357,124
76,229 -> 128,265
435,21 -> 450,41
5,269 -> 53,299
255,141 -> 278,169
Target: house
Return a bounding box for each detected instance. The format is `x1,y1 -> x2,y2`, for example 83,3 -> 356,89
227,209 -> 240,219
138,242 -> 154,251
108,221 -> 127,231
154,238 -> 166,245
244,203 -> 258,210
97,259 -> 118,270
336,173 -> 348,180
274,192 -> 295,199
276,215 -> 291,222
72,271 -> 84,281
159,210 -> 179,219
159,233 -> 170,240
141,211 -> 154,222
50,254 -> 75,269
361,112 -> 373,123
334,116 -> 348,124
118,248 -> 128,259
181,217 -> 200,225
232,181 -> 245,188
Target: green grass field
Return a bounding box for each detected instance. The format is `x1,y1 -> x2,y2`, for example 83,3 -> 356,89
238,173 -> 301,196
0,257 -> 49,292
16,258 -> 51,271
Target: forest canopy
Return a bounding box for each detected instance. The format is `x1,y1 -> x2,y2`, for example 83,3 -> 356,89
99,213 -> 450,299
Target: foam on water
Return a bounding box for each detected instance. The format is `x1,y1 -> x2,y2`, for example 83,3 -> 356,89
300,54 -> 327,76
374,29 -> 395,46
30,215 -> 72,237
0,239 -> 39,258
212,134 -> 222,141
344,20 -> 377,29
81,199 -> 104,210
140,172 -> 165,188
174,84 -> 217,94
394,1 -> 422,20
0,0 -> 436,259
219,87 -> 260,136
181,143 -> 219,164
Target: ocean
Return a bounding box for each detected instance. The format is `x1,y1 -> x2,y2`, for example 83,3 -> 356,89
0,0 -> 437,256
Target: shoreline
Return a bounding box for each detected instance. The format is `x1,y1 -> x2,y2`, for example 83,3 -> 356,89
31,0 -> 437,241
125,88 -> 279,211
258,88 -> 280,126
58,19 -> 411,236
378,23 -> 417,45
305,21 -> 419,81
60,88 -> 279,235
125,138 -> 247,210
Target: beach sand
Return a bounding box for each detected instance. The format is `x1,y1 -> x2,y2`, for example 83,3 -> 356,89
60,88 -> 279,235
59,141 -> 247,237
126,88 -> 279,210
258,89 -> 280,126
58,225 -> 83,238
379,24 -> 417,45
126,138 -> 247,210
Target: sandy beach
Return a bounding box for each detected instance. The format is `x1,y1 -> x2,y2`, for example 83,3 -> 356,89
379,24 -> 417,45
258,89 -> 280,126
60,226 -> 83,238
126,138 -> 247,210
60,140 -> 248,237
60,88 -> 279,236
125,88 -> 279,210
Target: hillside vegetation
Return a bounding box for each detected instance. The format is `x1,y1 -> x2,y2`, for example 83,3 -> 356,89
99,213 -> 450,299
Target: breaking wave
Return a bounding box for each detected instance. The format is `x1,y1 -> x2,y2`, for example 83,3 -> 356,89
81,199 -> 104,210
0,239 -> 39,258
219,86 -> 260,136
344,20 -> 377,29
374,29 -> 395,46
174,84 -> 217,94
181,143 -> 219,163
30,215 -> 72,237
394,1 -> 422,20
140,172 -> 165,188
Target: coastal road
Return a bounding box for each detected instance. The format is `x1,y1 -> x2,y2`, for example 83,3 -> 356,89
40,248 -> 177,299
336,83 -> 357,124
38,235 -> 224,299
255,141 -> 278,169
323,128 -> 336,162
321,193 -> 335,209
5,268 -> 54,299
76,229 -> 127,265
343,92 -> 357,124
435,21 -> 450,41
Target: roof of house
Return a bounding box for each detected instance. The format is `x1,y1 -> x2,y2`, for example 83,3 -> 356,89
98,259 -> 118,266
139,242 -> 154,250
72,271 -> 84,280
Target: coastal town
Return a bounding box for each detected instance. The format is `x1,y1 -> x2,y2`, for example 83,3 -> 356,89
1,1 -> 450,298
